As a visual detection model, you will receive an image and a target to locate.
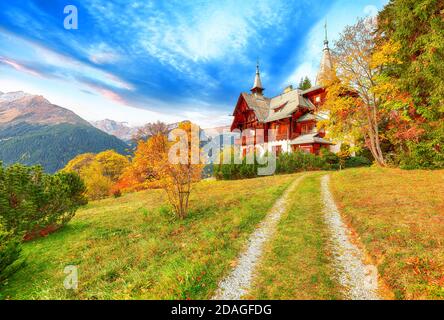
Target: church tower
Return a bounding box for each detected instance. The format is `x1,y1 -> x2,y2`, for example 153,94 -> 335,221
250,62 -> 264,97
316,21 -> 333,85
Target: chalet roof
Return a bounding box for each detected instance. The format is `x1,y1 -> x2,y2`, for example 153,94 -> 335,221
290,133 -> 333,145
296,113 -> 326,122
241,93 -> 270,122
241,88 -> 315,123
300,85 -> 323,95
297,113 -> 316,122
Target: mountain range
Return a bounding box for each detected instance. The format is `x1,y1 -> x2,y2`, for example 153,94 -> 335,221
90,119 -> 139,142
0,91 -> 129,173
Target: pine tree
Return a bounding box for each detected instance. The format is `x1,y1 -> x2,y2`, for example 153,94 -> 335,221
298,76 -> 312,90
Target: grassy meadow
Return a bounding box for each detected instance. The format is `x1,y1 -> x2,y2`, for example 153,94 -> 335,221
330,168 -> 444,299
1,174 -> 297,299
1,167 -> 443,300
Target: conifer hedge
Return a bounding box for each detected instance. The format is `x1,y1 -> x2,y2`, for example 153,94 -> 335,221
0,162 -> 87,287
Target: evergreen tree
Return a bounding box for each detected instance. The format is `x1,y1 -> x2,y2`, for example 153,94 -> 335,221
298,76 -> 312,90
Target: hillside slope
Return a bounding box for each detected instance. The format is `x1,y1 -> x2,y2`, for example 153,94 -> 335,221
0,91 -> 129,172
0,174 -> 296,299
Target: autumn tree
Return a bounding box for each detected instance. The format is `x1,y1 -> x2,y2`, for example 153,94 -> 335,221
321,18 -> 388,166
63,153 -> 95,173
376,0 -> 444,168
138,122 -> 203,219
80,161 -> 113,200
116,136 -> 165,191
133,121 -> 170,141
63,150 -> 129,199
95,150 -> 130,182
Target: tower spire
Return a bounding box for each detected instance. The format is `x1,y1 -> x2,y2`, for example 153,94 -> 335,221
316,19 -> 333,85
251,60 -> 264,96
324,19 -> 329,48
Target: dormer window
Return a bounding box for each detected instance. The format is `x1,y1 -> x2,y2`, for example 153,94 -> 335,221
274,102 -> 287,113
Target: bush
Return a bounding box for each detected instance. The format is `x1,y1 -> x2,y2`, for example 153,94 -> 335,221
345,156 -> 372,168
215,151 -> 328,180
320,148 -> 340,166
399,129 -> 444,169
112,189 -> 122,198
0,162 -> 87,240
0,221 -> 23,289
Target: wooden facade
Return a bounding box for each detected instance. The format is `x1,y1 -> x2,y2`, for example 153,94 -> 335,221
230,86 -> 332,156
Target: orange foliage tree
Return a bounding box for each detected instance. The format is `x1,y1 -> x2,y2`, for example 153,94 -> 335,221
119,122 -> 203,219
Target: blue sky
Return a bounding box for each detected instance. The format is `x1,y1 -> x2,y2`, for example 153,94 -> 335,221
0,0 -> 387,127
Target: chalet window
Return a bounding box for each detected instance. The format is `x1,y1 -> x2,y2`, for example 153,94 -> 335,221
301,123 -> 314,134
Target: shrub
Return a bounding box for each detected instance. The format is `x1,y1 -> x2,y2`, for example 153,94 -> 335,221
399,128 -> 444,169
320,148 -> 340,166
112,189 -> 122,198
345,156 -> 372,168
0,162 -> 87,239
0,221 -> 23,289
215,151 -> 328,180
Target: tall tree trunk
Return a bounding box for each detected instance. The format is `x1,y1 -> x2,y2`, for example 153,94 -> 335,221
365,105 -> 386,166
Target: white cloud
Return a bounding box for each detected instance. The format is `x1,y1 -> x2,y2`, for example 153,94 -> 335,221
86,0 -> 295,70
86,42 -> 122,65
0,30 -> 134,95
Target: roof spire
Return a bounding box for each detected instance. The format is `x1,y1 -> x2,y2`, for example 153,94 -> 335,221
251,59 -> 264,96
323,19 -> 329,50
316,19 -> 334,85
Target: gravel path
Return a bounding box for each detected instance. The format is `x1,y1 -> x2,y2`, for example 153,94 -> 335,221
212,175 -> 305,300
321,175 -> 380,300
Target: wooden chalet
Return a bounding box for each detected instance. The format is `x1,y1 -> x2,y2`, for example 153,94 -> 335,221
230,27 -> 336,155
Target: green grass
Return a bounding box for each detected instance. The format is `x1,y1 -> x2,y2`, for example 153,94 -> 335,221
330,167 -> 444,300
248,173 -> 341,300
0,174 -> 298,300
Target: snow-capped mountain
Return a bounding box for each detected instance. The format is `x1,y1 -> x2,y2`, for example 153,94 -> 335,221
90,119 -> 140,142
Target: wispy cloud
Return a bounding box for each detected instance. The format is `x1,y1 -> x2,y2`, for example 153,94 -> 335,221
0,56 -> 42,77
0,30 -> 134,106
86,42 -> 122,65
0,0 -> 387,128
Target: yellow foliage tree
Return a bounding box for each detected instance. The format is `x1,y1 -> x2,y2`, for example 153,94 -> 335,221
95,150 -> 130,182
63,150 -> 129,200
63,153 -> 96,174
320,18 -> 399,166
140,122 -> 203,219
80,161 -> 113,200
